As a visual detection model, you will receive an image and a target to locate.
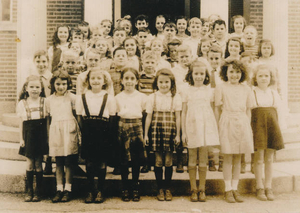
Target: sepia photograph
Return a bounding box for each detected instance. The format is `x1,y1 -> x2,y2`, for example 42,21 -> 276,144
0,0 -> 300,212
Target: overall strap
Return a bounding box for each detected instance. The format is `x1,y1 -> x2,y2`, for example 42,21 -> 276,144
253,90 -> 259,106
23,100 -> 31,120
170,96 -> 174,112
153,93 -> 157,111
271,90 -> 275,106
98,93 -> 108,118
82,94 -> 90,117
39,97 -> 45,118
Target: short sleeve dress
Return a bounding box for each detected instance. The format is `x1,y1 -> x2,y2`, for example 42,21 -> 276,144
215,82 -> 255,154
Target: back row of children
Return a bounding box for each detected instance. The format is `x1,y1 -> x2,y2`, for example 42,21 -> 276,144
18,13 -> 284,205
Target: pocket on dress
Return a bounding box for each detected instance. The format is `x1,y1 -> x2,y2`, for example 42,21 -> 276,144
69,120 -> 78,133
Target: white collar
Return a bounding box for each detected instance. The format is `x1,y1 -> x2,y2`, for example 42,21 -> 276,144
157,91 -> 172,97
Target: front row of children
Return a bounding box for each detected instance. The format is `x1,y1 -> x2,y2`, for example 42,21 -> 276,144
18,59 -> 284,204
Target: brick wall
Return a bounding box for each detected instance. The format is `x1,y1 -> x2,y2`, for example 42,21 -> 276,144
249,0 -> 263,40
0,0 -> 18,117
47,0 -> 84,48
288,0 -> 300,107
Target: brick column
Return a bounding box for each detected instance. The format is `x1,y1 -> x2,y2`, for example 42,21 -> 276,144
263,0 -> 289,110
84,0 -> 113,27
17,0 -> 47,93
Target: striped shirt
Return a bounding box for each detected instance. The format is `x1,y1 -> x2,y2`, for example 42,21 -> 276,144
139,74 -> 155,95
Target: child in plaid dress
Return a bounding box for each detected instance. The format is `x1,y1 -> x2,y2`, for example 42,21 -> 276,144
115,67 -> 147,202
144,69 -> 181,201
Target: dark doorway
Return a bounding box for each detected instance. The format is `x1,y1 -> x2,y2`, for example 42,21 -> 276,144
121,0 -> 186,34
228,0 -> 244,33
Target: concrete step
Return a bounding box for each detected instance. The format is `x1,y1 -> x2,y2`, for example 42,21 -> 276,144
0,141 -> 25,161
0,124 -> 19,143
0,159 -> 299,196
275,142 -> 300,162
2,113 -> 19,128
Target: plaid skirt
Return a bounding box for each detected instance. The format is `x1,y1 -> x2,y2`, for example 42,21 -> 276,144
151,111 -> 176,152
118,118 -> 145,164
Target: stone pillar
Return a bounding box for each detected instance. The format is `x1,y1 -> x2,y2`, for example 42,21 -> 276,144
263,0 -> 289,110
17,0 -> 47,94
84,0 -> 113,28
200,0 -> 229,27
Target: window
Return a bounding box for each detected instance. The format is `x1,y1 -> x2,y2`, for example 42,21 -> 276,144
0,0 -> 16,31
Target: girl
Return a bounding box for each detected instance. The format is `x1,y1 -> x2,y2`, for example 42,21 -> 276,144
214,60 -> 255,203
17,75 -> 48,202
224,37 -> 244,62
144,69 -> 181,201
197,38 -> 212,59
150,38 -> 171,70
229,15 -> 246,40
251,64 -> 284,201
46,70 -> 81,203
48,25 -> 71,72
182,59 -> 220,202
76,69 -> 116,203
115,67 -> 147,202
119,16 -> 133,36
123,37 -> 141,72
100,19 -> 113,38
78,21 -> 91,42
176,16 -> 189,41
93,38 -> 113,70
155,15 -> 166,40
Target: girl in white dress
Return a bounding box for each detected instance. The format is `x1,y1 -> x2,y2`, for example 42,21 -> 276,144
182,59 -> 220,202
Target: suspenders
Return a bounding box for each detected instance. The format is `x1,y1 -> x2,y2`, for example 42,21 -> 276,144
153,93 -> 174,112
23,98 -> 45,120
253,90 -> 275,107
82,93 -> 108,119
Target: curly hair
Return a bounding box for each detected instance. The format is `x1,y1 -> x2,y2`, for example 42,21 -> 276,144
220,60 -> 248,83
152,68 -> 176,97
19,75 -> 46,101
251,64 -> 276,87
185,59 -> 210,86
49,69 -> 73,94
224,37 -> 244,58
52,25 -> 71,48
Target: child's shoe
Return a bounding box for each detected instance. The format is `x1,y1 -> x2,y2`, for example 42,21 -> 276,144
32,190 -> 41,202
132,190 -> 140,202
198,190 -> 206,202
224,190 -> 235,203
208,160 -> 217,172
240,163 -> 246,174
265,188 -> 275,201
85,192 -> 94,203
61,190 -> 71,202
256,188 -> 267,201
218,161 -> 223,172
232,190 -> 244,202
24,189 -> 33,202
94,191 -> 104,203
121,190 -> 130,202
157,189 -> 165,201
52,190 -> 63,203
190,190 -> 198,202
165,189 -> 172,201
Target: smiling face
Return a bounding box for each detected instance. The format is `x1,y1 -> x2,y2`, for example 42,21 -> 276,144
156,17 -> 166,33
213,24 -> 226,40
143,58 -> 157,75
151,40 -> 164,55
89,71 -> 105,92
122,70 -> 138,92
256,68 -> 271,89
62,55 -> 77,74
120,20 -> 132,35
208,52 -> 222,69
54,78 -> 68,95
101,21 -> 112,35
157,74 -> 171,94
233,18 -> 244,34
34,55 -> 48,74
26,80 -> 42,99
95,40 -> 108,55
192,66 -> 206,86
114,49 -> 128,67
124,39 -> 137,57
244,27 -> 257,45
178,50 -> 192,67
177,19 -> 187,33
201,22 -> 210,35
227,64 -> 242,84
228,40 -> 241,57
57,27 -> 69,43
188,23 -> 201,38
261,42 -> 272,58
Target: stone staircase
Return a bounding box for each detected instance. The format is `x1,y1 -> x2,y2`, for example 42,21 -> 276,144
0,113 -> 300,195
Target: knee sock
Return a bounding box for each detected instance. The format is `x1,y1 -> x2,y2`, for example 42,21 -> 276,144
65,183 -> 72,192
35,171 -> 43,195
255,159 -> 264,189
164,166 -> 173,189
97,168 -> 106,192
121,165 -> 129,190
154,166 -> 163,189
198,167 -> 207,192
26,171 -> 34,192
188,166 -> 197,191
265,158 -> 273,189
231,179 -> 239,191
86,166 -> 95,192
132,165 -> 140,184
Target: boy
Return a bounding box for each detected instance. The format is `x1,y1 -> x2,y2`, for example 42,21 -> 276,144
137,28 -> 151,55
183,17 -> 202,59
166,38 -> 182,68
243,25 -> 259,59
176,16 -> 189,41
171,44 -> 193,173
71,28 -> 84,43
207,44 -> 223,171
212,19 -> 227,57
112,27 -> 127,51
200,18 -> 210,38
134,14 -> 150,33
163,22 -> 177,46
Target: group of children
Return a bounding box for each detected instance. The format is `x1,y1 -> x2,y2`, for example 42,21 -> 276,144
17,13 -> 284,204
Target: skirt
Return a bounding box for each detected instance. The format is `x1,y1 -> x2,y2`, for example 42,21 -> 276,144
81,117 -> 109,162
151,111 -> 176,152
118,118 -> 145,164
251,107 -> 284,150
20,119 -> 48,158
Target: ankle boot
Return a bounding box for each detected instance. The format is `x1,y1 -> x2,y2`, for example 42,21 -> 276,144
25,171 -> 34,202
32,172 -> 43,202
218,161 -> 223,172
208,160 -> 217,172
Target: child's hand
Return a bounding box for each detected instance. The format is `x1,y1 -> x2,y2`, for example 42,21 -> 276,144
20,139 -> 25,147
144,135 -> 149,146
174,135 -> 181,146
181,134 -> 188,147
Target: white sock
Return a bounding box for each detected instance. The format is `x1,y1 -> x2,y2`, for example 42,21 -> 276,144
224,180 -> 232,192
64,183 -> 72,192
57,184 -> 63,191
232,179 -> 239,190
